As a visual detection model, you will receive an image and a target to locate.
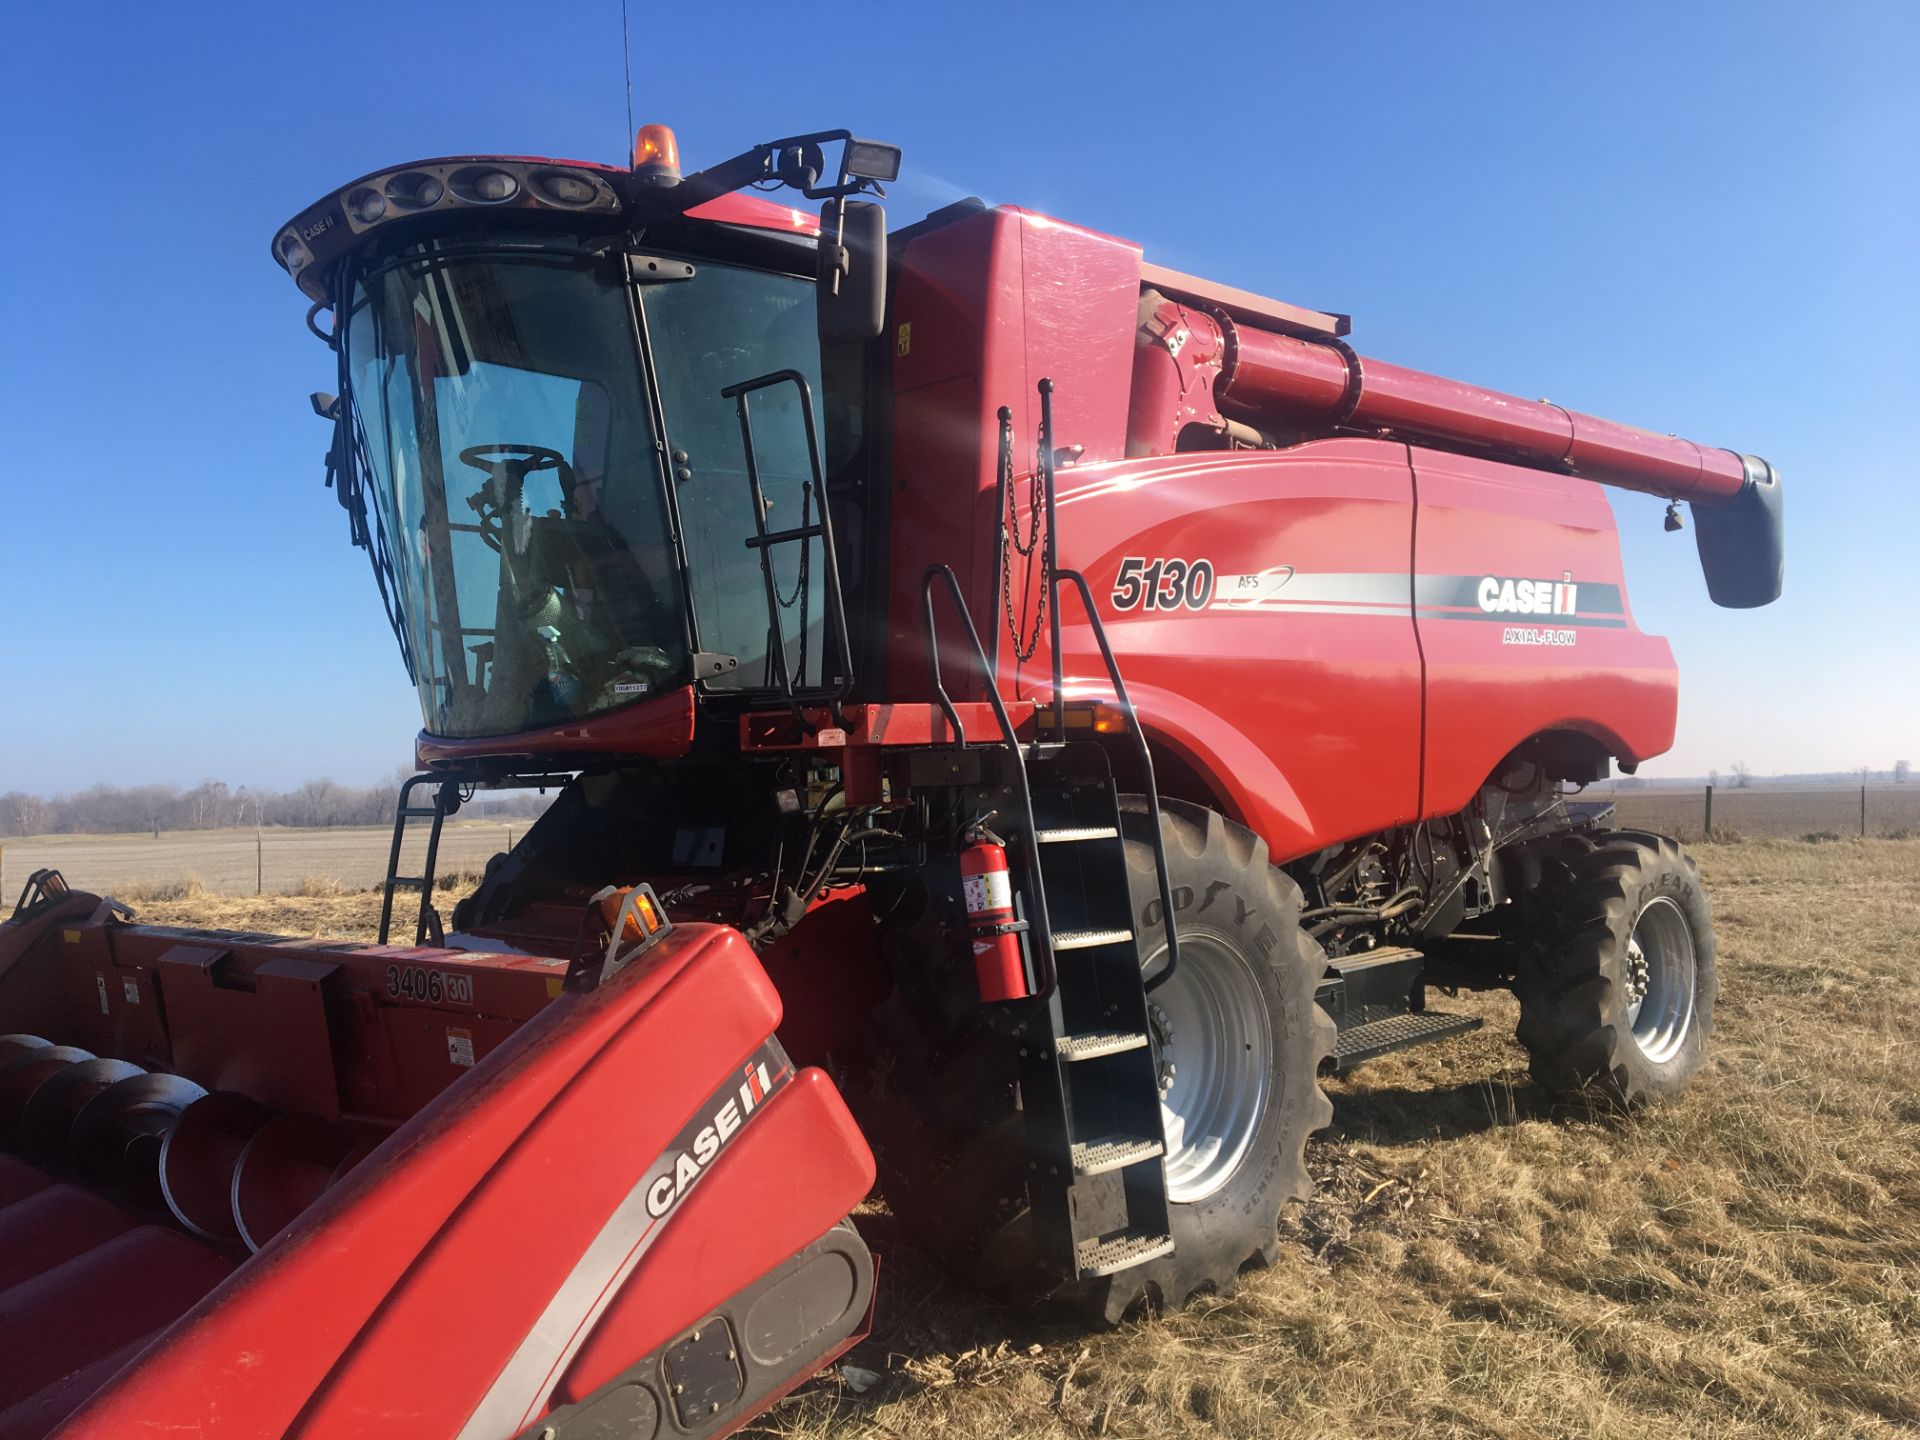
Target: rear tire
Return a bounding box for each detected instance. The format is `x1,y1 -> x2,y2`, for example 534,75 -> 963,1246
1514,830 -> 1716,1104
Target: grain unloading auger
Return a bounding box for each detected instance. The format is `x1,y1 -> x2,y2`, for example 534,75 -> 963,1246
1,122 -> 1779,1437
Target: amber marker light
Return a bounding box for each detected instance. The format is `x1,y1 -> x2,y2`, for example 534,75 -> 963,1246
632,123 -> 681,179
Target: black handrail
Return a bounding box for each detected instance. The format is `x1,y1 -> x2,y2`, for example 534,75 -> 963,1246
922,562 -> 1060,997
1038,379 -> 1066,738
721,368 -> 855,730
987,406 -> 1012,684
1051,569 -> 1182,993
379,773 -> 456,946
934,377 -> 1183,994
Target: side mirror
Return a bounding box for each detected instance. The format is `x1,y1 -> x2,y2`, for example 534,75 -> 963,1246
817,199 -> 886,344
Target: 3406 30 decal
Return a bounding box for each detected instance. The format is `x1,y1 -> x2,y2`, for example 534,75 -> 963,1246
1110,556 -> 1215,612
385,964 -> 474,1006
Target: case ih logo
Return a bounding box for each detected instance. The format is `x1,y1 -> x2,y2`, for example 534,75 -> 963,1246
1477,576 -> 1579,616
644,1059 -> 781,1219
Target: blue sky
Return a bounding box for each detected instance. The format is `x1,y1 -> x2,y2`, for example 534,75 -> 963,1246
2,1 -> 1914,792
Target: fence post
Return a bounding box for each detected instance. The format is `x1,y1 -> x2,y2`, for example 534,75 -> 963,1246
1703,784 -> 1713,838
256,827 -> 263,896
1861,785 -> 1868,839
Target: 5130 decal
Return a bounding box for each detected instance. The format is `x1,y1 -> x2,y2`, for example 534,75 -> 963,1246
1111,556 -> 1215,612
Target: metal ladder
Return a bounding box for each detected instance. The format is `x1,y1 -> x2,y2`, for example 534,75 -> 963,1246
919,380 -> 1183,1282
378,774 -> 459,946
1016,747 -> 1178,1277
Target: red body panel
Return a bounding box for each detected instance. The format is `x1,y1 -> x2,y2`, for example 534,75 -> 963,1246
1052,441 -> 1425,855
1048,441 -> 1674,856
417,683 -> 696,770
887,207 -> 1684,859
886,206 -> 1141,702
1410,447 -> 1677,815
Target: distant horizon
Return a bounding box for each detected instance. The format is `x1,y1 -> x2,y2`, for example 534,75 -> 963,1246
7,762 -> 1914,807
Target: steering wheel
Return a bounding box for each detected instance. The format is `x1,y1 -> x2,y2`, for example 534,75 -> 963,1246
458,444 -> 576,552
459,442 -> 569,477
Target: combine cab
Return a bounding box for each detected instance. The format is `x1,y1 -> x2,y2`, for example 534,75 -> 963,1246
0,124 -> 1779,1436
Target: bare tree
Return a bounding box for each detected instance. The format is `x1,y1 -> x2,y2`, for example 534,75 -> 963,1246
1708,768 -> 1719,788
184,780 -> 232,830
0,778 -> 551,835
1730,761 -> 1753,790
1897,759 -> 1912,785
0,792 -> 51,837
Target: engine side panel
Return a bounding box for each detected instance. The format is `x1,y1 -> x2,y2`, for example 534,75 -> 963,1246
1053,440 -> 1425,858
1042,439 -> 1676,861
1411,446 -> 1678,816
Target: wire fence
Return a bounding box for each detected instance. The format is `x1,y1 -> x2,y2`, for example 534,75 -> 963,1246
1603,785 -> 1920,841
0,822 -> 522,901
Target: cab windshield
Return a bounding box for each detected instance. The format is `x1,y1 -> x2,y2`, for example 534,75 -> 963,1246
346,242 -> 839,738
348,247 -> 685,737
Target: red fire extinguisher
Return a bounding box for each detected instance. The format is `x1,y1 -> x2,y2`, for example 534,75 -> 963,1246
960,829 -> 1032,1002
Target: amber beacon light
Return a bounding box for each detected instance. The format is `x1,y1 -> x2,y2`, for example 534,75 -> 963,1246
632,123 -> 681,179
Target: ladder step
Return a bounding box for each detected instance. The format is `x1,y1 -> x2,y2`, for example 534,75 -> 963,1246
398,807 -> 442,819
1328,945 -> 1423,975
1051,928 -> 1134,952
1056,1029 -> 1150,1062
1036,826 -> 1120,844
1071,1133 -> 1164,1176
1334,1010 -> 1482,1069
1076,1228 -> 1175,1277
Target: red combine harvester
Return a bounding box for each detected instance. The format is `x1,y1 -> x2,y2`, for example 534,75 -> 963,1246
0,126 -> 1782,1437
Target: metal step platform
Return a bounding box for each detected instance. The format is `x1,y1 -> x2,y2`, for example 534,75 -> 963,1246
1056,1030 -> 1150,1062
1076,1228 -> 1176,1277
1332,1010 -> 1482,1070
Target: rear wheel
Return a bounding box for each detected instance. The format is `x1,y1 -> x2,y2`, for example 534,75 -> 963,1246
1514,831 -> 1716,1104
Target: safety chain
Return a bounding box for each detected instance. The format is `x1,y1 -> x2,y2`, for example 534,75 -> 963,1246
998,408 -> 1049,662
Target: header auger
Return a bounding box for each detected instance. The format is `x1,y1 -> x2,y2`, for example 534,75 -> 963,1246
0,122 -> 1777,1438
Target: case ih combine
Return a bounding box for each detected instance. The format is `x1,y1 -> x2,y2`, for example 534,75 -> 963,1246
0,126 -> 1782,1438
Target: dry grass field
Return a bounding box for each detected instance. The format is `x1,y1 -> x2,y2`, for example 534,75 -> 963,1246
130,836 -> 1920,1439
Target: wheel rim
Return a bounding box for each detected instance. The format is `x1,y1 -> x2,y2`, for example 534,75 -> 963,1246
1144,933 -> 1272,1205
1623,895 -> 1696,1064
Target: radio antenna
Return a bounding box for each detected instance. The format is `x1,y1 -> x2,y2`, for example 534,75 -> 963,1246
619,0 -> 635,151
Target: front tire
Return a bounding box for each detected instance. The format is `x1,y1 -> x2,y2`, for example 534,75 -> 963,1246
855,799 -> 1334,1326
1514,830 -> 1716,1104
1080,797 -> 1334,1322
